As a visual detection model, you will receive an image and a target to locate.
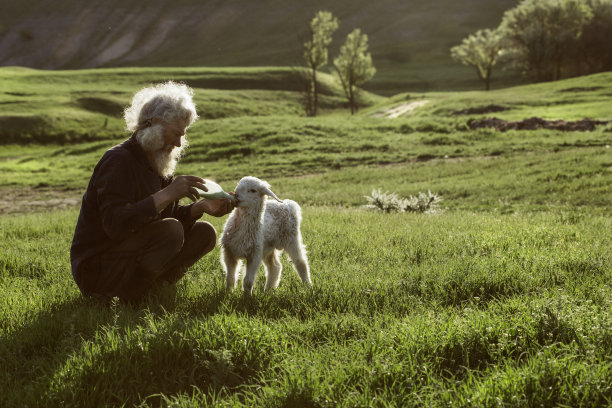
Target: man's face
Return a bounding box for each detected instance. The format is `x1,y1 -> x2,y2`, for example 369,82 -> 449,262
159,118 -> 188,152
137,117 -> 189,177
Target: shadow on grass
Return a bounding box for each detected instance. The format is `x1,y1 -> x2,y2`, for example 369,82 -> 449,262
0,296 -> 113,406
0,289 -> 266,407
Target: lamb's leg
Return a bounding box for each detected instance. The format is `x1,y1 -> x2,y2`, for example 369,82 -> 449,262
263,250 -> 283,291
285,239 -> 311,288
243,253 -> 262,295
222,251 -> 240,291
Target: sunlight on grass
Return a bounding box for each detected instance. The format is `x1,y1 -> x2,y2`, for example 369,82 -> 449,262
0,67 -> 611,406
1,209 -> 610,406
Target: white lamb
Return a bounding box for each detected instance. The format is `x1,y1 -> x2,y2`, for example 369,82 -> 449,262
220,176 -> 311,295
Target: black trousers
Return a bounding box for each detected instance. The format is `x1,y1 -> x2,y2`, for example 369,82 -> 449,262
78,219 -> 217,303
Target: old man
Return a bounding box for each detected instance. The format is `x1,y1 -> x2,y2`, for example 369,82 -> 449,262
71,81 -> 234,303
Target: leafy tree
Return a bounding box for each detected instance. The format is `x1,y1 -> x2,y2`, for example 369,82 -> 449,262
451,28 -> 504,90
499,0 -> 592,81
579,0 -> 612,74
333,29 -> 376,115
303,11 -> 338,117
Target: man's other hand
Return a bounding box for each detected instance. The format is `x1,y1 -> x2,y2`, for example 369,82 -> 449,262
191,196 -> 236,218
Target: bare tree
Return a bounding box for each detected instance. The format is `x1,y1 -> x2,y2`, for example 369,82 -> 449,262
303,11 -> 338,116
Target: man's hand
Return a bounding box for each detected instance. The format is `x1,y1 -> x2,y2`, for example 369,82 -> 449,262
191,196 -> 236,218
167,175 -> 208,202
153,175 -> 208,213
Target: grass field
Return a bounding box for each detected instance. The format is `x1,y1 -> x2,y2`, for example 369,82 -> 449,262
0,67 -> 611,407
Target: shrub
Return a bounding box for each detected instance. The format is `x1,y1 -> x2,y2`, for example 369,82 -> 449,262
364,189 -> 442,214
400,191 -> 443,213
364,189 -> 403,213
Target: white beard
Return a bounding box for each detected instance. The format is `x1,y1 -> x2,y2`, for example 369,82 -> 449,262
136,125 -> 188,178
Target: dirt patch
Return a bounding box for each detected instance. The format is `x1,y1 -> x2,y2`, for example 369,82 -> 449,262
452,104 -> 508,115
467,117 -> 609,132
558,86 -> 603,93
4,92 -> 34,97
0,187 -> 81,214
374,100 -> 429,118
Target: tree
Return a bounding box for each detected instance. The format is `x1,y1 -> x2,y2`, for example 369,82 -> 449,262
579,0 -> 612,74
333,29 -> 376,115
451,28 -> 504,90
499,0 -> 592,81
303,11 -> 339,117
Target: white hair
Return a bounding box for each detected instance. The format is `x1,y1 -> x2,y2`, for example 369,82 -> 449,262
123,81 -> 199,132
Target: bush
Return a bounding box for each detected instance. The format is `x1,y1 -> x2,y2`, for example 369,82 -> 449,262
364,189 -> 442,214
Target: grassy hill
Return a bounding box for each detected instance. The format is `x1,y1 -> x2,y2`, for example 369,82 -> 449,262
367,71 -> 612,121
0,67 -> 611,406
1,67 -> 610,214
0,0 -> 521,93
0,66 -> 383,144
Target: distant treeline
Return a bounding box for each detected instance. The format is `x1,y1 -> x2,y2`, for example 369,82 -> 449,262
452,0 -> 612,89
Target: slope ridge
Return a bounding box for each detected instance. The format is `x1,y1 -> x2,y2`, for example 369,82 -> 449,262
0,0 -> 519,92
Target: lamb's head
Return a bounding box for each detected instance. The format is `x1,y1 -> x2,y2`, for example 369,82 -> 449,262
234,176 -> 282,208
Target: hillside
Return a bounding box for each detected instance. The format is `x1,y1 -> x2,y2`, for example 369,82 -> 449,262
366,71 -> 612,122
2,66 -> 611,146
1,68 -> 610,215
0,66 -> 384,144
0,0 -> 520,93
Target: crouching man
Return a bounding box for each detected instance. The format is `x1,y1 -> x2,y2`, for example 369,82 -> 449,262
70,81 -> 234,303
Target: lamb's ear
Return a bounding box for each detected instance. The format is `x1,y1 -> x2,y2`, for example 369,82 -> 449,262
263,187 -> 282,202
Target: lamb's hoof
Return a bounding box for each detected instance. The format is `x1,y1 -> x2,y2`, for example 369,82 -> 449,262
243,282 -> 253,296
264,284 -> 278,292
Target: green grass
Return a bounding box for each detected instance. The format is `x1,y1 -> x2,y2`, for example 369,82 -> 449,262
1,67 -> 611,406
1,210 -> 610,407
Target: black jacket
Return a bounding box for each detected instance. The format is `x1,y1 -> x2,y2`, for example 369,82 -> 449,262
70,134 -> 197,286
